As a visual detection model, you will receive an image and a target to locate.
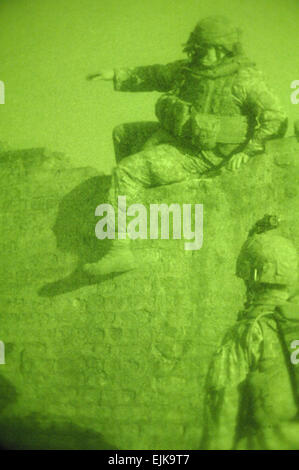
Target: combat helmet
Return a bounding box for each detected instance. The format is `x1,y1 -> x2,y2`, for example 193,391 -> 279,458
236,215 -> 298,286
184,15 -> 242,55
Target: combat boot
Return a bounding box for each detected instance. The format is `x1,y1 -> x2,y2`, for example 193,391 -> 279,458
83,236 -> 137,276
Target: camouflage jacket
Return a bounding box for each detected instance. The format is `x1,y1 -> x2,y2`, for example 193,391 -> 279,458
201,298 -> 299,450
114,57 -> 287,157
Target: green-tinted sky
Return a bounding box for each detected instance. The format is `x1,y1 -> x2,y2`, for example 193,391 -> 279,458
0,0 -> 298,172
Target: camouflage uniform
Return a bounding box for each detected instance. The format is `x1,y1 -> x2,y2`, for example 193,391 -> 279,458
201,220 -> 299,450
109,18 -> 286,210
84,17 -> 287,276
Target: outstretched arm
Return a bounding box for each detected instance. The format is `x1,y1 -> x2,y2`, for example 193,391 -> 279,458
87,61 -> 185,93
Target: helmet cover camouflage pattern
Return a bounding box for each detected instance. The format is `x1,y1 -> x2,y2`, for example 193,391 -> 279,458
236,232 -> 298,285
184,15 -> 242,54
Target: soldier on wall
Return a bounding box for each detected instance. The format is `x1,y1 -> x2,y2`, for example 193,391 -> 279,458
86,16 -> 287,276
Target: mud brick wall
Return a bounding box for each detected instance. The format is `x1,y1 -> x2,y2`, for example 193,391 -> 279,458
0,141 -> 298,449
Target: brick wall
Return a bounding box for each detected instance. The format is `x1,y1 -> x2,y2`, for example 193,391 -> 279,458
0,140 -> 298,449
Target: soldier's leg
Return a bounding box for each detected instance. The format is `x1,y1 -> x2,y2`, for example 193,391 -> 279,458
84,144 -> 209,276
108,143 -> 204,210
112,122 -> 160,163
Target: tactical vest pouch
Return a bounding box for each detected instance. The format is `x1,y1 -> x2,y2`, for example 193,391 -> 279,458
156,93 -> 249,150
155,94 -> 191,138
190,112 -> 220,150
191,112 -> 248,149
217,115 -> 249,144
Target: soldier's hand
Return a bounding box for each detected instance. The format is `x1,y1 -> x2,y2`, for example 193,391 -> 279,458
227,152 -> 249,171
86,70 -> 114,81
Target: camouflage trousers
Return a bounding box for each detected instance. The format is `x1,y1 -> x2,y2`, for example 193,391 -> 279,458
108,122 -> 218,214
